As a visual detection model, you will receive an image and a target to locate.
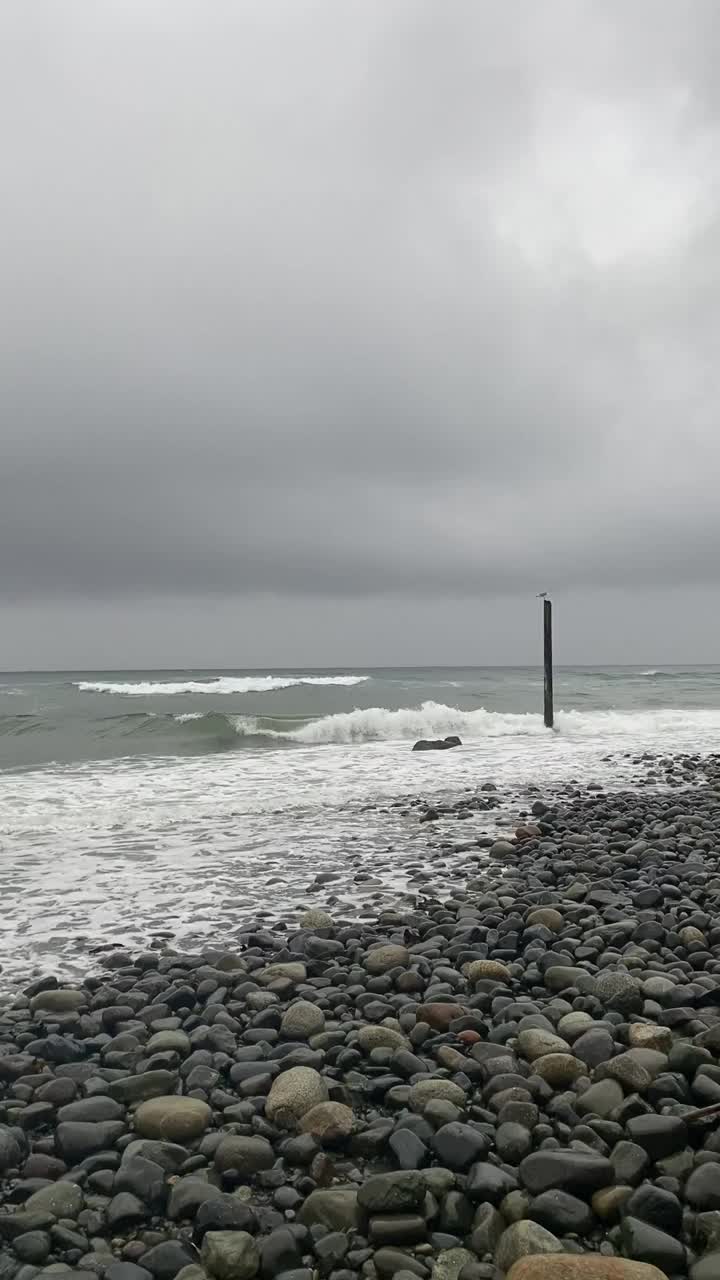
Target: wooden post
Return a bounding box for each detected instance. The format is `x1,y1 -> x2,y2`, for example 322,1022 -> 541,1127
543,598 -> 554,729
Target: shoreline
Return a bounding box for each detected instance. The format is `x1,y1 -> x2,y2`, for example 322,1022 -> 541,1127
2,758 -> 720,1277
0,748 -> 695,988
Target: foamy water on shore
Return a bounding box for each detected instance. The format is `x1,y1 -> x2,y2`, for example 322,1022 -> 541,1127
1,665 -> 719,983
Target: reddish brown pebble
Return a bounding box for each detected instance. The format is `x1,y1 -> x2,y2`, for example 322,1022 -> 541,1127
415,1004 -> 468,1031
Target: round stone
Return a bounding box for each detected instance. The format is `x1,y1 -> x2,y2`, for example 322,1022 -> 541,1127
557,1012 -> 595,1041
595,971 -> 643,1015
201,1231 -> 259,1280
280,1001 -> 326,1040
409,1079 -> 466,1111
214,1136 -> 275,1175
532,1054 -> 585,1086
490,840 -> 516,859
297,1187 -> 360,1231
146,1030 -> 191,1055
365,945 -> 410,973
299,909 -> 334,929
496,1221 -> 563,1271
679,926 -> 705,946
13,1232 -> 51,1265
257,962 -> 307,985
357,1025 -> 408,1052
517,1029 -> 570,1061
26,1182 -> 84,1218
464,960 -> 511,984
266,1066 -> 329,1128
526,908 -> 563,932
299,1101 -> 354,1143
134,1096 -> 211,1143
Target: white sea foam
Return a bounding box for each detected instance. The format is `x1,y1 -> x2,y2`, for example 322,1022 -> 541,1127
75,675 -> 369,696
230,701 -> 720,745
2,698 -> 718,984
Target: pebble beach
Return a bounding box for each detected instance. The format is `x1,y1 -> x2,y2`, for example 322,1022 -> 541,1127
3,754 -> 720,1280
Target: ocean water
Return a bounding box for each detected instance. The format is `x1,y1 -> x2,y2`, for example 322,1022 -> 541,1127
1,665 -> 719,985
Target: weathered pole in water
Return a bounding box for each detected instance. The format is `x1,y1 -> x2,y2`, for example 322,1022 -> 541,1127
543,597 -> 554,728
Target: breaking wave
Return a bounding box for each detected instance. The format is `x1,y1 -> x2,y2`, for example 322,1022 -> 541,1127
231,702 -> 720,745
5,703 -> 720,772
74,675 -> 370,696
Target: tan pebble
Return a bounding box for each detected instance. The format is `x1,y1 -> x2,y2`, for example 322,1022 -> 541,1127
592,1185 -> 633,1220
532,1053 -> 585,1086
463,959 -> 511,984
507,1257 -> 669,1280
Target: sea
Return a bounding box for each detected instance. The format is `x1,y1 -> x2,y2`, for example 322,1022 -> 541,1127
1,665 -> 720,987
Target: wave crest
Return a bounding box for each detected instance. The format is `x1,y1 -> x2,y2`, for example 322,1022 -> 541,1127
75,675 -> 369,696
231,702 -> 720,745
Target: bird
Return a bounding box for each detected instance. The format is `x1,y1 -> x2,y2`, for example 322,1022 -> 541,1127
536,591 -> 548,598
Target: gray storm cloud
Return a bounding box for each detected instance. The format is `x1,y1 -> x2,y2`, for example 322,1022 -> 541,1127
1,0 -> 720,663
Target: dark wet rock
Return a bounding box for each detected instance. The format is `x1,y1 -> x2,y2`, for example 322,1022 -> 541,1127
358,1171 -> 425,1213
213,1135 -> 275,1175
0,1211 -> 55,1241
470,1202 -> 505,1255
25,1181 -> 84,1217
412,737 -> 462,752
105,1266 -> 153,1280
529,1189 -> 595,1235
107,1191 -> 147,1229
258,1226 -> 302,1276
168,1178 -> 226,1221
56,1120 -> 126,1163
13,1230 -> 51,1264
374,1249 -> 429,1277
108,1071 -> 178,1104
194,1195 -> 257,1241
625,1183 -> 683,1233
389,1127 -> 427,1169
115,1155 -> 167,1208
313,1230 -> 349,1267
368,1213 -> 427,1244
611,1140 -> 650,1185
519,1150 -> 614,1197
297,1187 -> 359,1231
431,1123 -> 490,1170
621,1215 -> 687,1273
58,1096 -> 125,1123
466,1162 -> 518,1204
199,1228 -> 258,1280
686,1163 -> 720,1211
625,1113 -> 688,1159
0,1126 -> 24,1173
141,1241 -> 196,1280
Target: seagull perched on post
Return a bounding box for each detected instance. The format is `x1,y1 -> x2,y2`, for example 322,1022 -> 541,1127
536,591 -> 548,598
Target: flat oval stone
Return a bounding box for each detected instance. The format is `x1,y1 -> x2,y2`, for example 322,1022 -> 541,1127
519,1151 -> 614,1197
134,1097 -> 211,1143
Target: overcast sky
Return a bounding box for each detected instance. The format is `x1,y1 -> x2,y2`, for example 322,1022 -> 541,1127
2,0 -> 720,668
